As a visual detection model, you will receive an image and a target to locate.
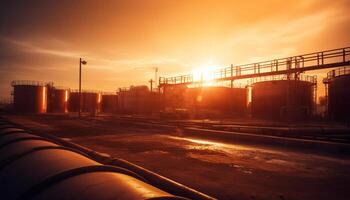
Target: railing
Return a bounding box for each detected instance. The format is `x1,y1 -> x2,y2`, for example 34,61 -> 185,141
325,66 -> 350,80
248,74 -> 317,86
118,85 -> 149,92
0,96 -> 13,104
11,80 -> 73,91
188,80 -> 246,88
159,74 -> 193,85
70,89 -> 103,93
11,80 -> 48,86
159,47 -> 350,86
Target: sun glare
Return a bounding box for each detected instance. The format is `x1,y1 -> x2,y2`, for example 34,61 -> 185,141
191,65 -> 218,82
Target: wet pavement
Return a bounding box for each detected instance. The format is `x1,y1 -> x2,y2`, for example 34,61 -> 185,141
4,115 -> 350,200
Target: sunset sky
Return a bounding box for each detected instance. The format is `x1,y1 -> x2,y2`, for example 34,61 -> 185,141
1,0 -> 349,99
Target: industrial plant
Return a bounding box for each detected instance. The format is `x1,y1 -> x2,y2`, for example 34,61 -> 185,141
7,47 -> 350,124
1,47 -> 350,200
2,0 -> 350,199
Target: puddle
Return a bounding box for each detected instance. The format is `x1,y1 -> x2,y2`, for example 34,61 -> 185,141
165,135 -> 285,156
187,152 -> 233,164
266,159 -> 295,166
62,137 -> 72,141
230,164 -> 253,174
143,150 -> 169,155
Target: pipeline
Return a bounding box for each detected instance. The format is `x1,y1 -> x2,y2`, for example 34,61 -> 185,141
0,117 -> 216,200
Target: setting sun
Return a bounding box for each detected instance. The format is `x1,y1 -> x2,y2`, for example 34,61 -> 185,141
191,65 -> 219,82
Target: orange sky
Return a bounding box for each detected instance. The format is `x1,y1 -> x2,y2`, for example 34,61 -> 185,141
0,0 -> 349,100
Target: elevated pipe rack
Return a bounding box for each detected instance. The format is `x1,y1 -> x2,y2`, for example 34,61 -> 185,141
159,47 -> 350,86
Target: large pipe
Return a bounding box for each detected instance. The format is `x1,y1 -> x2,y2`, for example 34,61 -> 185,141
0,118 -> 215,200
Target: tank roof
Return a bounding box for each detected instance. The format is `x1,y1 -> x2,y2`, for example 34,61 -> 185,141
70,89 -> 102,93
11,80 -> 53,87
118,85 -> 149,92
101,92 -> 117,95
248,74 -> 317,86
48,86 -> 70,90
325,67 -> 350,81
188,81 -> 245,88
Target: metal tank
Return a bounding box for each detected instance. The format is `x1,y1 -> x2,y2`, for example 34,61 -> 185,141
251,75 -> 316,120
118,86 -> 159,114
68,91 -> 80,112
324,67 -> 350,121
184,87 -> 247,118
68,90 -> 101,114
11,80 -> 48,113
82,92 -> 101,113
162,85 -> 187,110
101,94 -> 118,113
47,87 -> 69,113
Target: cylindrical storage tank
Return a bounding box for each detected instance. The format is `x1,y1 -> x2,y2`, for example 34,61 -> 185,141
117,86 -> 158,114
47,88 -> 69,113
162,85 -> 187,109
184,87 -> 247,117
101,94 -> 118,113
82,92 -> 101,113
11,81 -> 47,114
251,80 -> 313,120
327,68 -> 350,121
68,91 -> 101,114
68,92 -> 80,112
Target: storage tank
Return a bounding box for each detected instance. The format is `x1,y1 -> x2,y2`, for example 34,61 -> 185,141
11,80 -> 47,113
68,90 -> 101,113
118,86 -> 159,114
83,92 -> 101,113
251,76 -> 315,120
47,87 -> 69,113
326,67 -> 350,121
184,86 -> 247,117
162,85 -> 187,109
101,94 -> 118,113
68,92 -> 80,112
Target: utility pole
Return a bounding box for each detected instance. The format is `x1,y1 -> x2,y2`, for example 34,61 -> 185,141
154,67 -> 158,90
78,58 -> 87,118
149,79 -> 154,91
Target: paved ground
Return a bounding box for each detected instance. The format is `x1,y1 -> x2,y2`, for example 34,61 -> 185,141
3,114 -> 350,200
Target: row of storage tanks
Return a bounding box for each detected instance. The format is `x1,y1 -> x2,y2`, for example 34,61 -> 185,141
160,73 -> 318,120
163,68 -> 350,121
161,85 -> 247,118
11,81 -> 117,114
11,67 -> 350,121
11,81 -> 163,115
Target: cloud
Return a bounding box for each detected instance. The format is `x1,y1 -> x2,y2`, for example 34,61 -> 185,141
0,0 -> 349,98
226,10 -> 334,61
1,37 -> 82,59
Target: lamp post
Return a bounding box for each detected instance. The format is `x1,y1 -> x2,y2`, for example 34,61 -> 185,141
78,58 -> 87,118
